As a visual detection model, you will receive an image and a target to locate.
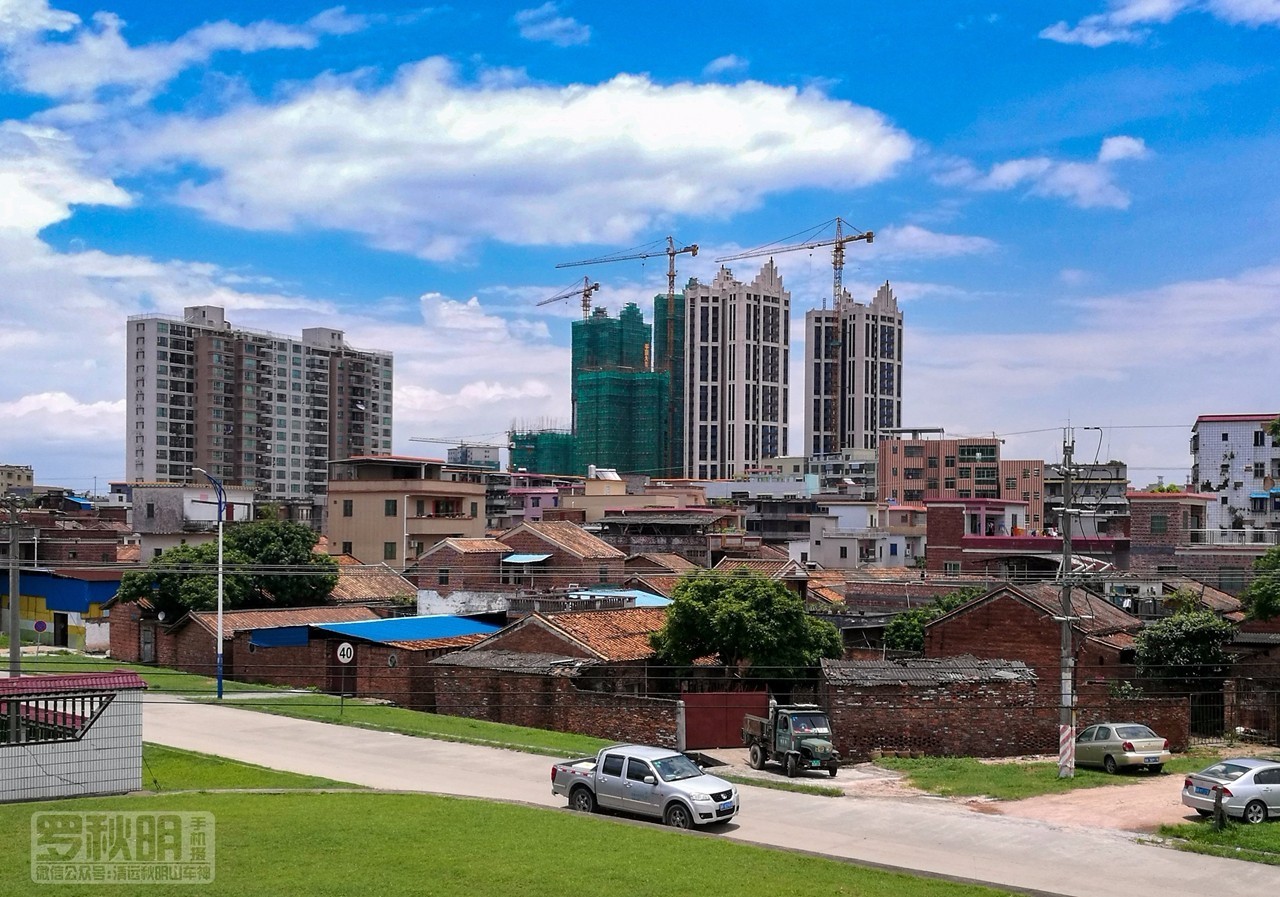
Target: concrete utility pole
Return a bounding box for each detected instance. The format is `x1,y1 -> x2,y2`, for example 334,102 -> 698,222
1057,432 -> 1076,778
7,498 -> 20,679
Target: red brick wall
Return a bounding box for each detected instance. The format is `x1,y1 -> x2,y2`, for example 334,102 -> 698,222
231,634 -> 328,688
824,678 -> 1189,760
479,619 -> 596,658
500,530 -> 626,589
412,545 -> 509,594
925,593 -> 1132,684
109,604 -> 143,662
430,665 -> 678,746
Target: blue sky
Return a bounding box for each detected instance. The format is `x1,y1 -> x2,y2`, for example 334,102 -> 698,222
1,0 -> 1278,491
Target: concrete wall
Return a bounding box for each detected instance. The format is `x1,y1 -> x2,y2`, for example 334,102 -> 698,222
1,688 -> 143,802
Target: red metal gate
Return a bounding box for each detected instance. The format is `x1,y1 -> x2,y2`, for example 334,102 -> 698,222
681,690 -> 770,749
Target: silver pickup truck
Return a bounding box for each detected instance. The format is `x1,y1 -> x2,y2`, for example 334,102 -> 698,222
551,743 -> 740,829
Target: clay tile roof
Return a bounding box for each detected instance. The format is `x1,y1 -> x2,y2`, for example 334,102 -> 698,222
1162,576 -> 1244,616
631,574 -> 682,598
516,521 -> 625,559
543,607 -> 668,661
1016,582 -> 1143,634
808,584 -> 846,606
444,538 -> 512,553
330,557 -> 417,604
117,543 -> 141,563
635,553 -> 700,573
186,605 -> 379,635
382,633 -> 490,651
0,671 -> 148,695
754,544 -> 791,561
712,557 -> 804,578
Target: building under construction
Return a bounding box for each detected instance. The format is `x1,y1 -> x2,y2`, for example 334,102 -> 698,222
509,428 -> 574,474
571,304 -> 667,476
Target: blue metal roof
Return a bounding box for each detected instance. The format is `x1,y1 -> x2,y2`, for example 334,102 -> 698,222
311,615 -> 499,643
569,586 -> 671,607
1252,491 -> 1270,499
501,553 -> 552,564
66,496 -> 93,509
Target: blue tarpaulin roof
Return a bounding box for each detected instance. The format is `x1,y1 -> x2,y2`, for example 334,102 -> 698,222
569,586 -> 671,607
66,496 -> 93,509
501,553 -> 552,564
1251,491 -> 1270,499
311,615 -> 499,644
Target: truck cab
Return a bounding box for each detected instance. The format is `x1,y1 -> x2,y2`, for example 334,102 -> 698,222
743,703 -> 840,777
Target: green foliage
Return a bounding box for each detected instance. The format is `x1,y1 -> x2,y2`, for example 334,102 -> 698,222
1135,610 -> 1236,689
1241,544 -> 1280,620
1107,679 -> 1144,699
882,586 -> 986,653
649,571 -> 842,678
116,520 -> 337,619
1161,587 -> 1202,615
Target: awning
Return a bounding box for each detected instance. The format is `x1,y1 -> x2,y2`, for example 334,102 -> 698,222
1251,491 -> 1270,499
501,553 -> 552,564
1270,488 -> 1280,495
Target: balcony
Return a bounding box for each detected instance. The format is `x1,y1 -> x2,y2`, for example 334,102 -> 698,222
1187,528 -> 1280,547
821,527 -> 889,539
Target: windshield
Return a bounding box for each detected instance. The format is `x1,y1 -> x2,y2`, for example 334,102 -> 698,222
651,754 -> 704,782
791,713 -> 830,733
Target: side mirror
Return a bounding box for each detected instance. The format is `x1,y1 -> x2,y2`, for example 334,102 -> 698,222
644,775 -> 656,785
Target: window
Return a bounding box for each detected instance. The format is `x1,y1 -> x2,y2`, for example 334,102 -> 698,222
531,497 -> 541,508
342,499 -> 353,517
944,561 -> 961,574
1221,432 -> 1229,441
1255,431 -> 1267,447
438,568 -> 450,586
598,566 -> 609,582
146,503 -> 155,519
1149,514 -> 1168,534
839,546 -> 848,559
384,499 -> 397,517
626,759 -> 651,782
889,544 -> 898,556
601,754 -> 624,777
383,541 -> 397,561
341,541 -> 352,555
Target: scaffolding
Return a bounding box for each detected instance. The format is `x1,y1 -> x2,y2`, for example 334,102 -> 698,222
508,429 -> 574,474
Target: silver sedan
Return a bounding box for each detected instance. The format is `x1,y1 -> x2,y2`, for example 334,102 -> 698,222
1182,758 -> 1280,824
1075,722 -> 1171,774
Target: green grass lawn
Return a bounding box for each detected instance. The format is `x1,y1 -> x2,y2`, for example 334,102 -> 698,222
0,792 -> 1018,897
876,749 -> 1224,801
139,743 -> 360,792
1158,818 -> 1280,865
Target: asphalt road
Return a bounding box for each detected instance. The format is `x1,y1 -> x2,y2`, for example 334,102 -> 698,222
143,697 -> 1272,897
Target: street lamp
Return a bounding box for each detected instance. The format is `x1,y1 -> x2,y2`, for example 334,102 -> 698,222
192,467 -> 225,700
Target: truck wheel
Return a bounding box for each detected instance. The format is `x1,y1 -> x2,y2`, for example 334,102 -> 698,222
828,765 -> 838,778
785,754 -> 798,778
748,744 -> 765,770
569,786 -> 596,814
664,803 -> 692,829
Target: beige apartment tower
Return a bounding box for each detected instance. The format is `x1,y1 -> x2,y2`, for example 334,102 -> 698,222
126,306 -> 393,506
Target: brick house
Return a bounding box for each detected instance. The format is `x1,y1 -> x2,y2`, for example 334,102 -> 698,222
409,537 -> 512,595
1128,490 -> 1267,594
496,521 -> 627,591
923,582 -> 1144,686
467,606 -> 668,694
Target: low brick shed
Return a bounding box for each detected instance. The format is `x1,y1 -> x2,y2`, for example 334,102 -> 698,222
821,656 -> 1190,761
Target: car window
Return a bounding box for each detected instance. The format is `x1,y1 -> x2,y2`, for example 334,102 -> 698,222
778,716 -> 789,730
626,758 -> 651,782
1096,727 -> 1111,741
1115,725 -> 1156,739
601,754 -> 624,777
1202,763 -> 1251,781
652,753 -> 703,782
1077,727 -> 1095,742
1253,768 -> 1280,785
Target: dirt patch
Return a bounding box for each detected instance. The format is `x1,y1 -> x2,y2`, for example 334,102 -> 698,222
991,772 -> 1197,832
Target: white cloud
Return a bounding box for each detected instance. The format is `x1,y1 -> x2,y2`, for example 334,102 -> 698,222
870,224 -> 997,259
116,63 -> 914,259
0,121 -> 130,233
513,3 -> 590,47
935,137 -> 1150,209
1,4 -> 365,102
0,0 -> 77,44
703,54 -> 748,77
1041,0 -> 1279,47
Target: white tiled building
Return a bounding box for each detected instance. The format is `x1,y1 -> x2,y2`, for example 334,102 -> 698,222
1191,412 -> 1280,534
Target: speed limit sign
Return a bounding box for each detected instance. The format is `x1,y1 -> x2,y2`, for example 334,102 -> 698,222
336,642 -> 354,664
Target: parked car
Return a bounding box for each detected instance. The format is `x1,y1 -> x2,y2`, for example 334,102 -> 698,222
551,744 -> 739,829
1075,722 -> 1171,774
1181,758 -> 1280,824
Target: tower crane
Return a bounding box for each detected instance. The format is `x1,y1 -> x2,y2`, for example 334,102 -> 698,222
556,235 -> 698,371
715,216 -> 872,309
536,276 -> 601,320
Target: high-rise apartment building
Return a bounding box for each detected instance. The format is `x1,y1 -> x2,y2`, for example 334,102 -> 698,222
804,281 -> 902,456
126,305 -> 393,504
1191,412 -> 1280,531
659,261 -> 789,479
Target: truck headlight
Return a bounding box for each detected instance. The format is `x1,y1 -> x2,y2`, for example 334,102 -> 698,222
688,792 -> 711,801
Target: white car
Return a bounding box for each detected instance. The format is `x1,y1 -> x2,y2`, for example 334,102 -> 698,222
1182,758 -> 1280,824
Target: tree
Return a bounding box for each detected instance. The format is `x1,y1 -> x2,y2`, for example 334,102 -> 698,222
882,586 -> 986,653
116,520 -> 338,620
1135,610 -> 1236,693
1241,544 -> 1280,620
649,571 -> 842,680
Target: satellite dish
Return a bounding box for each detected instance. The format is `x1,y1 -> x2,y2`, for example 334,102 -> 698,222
157,611 -> 167,622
